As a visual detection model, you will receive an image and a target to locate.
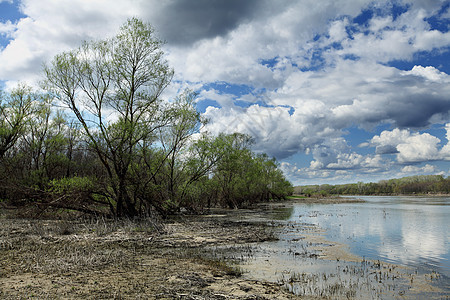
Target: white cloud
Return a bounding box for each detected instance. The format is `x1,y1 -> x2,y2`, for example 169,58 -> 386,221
328,18 -> 349,42
327,153 -> 366,169
369,16 -> 393,32
0,0 -> 139,83
328,153 -> 388,171
0,20 -> 16,38
282,123 -> 449,184
396,134 -> 441,163
165,0 -> 385,88
370,128 -> 449,164
371,128 -> 412,154
401,164 -> 437,174
202,103 -> 308,158
330,6 -> 450,63
1,0 -> 449,184
264,59 -> 450,159
197,89 -> 235,109
279,138 -> 393,184
440,123 -> 450,159
405,65 -> 447,81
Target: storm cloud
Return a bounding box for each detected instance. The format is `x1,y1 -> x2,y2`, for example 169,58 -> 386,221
1,0 -> 449,184
143,0 -> 264,45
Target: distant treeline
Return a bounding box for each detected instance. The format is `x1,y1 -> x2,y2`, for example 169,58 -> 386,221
295,175 -> 450,196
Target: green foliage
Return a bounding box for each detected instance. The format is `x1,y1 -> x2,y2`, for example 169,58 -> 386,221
205,133 -> 292,209
44,17 -> 174,217
48,176 -> 95,194
0,19 -> 293,218
0,84 -> 39,159
295,175 -> 450,196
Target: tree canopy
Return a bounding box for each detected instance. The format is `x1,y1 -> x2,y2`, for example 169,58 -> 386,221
0,18 -> 292,218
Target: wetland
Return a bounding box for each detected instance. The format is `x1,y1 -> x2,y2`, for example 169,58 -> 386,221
1,196 -> 449,299
235,196 -> 450,299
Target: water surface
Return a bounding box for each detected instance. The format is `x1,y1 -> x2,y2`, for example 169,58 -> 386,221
298,196 -> 450,277
237,196 -> 450,298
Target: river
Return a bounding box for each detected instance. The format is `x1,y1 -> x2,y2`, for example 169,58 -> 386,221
234,196 -> 450,299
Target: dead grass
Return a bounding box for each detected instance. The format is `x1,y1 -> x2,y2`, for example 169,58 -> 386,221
0,212 -> 299,299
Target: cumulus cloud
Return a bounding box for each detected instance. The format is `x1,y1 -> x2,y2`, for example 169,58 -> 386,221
0,0 -> 139,83
400,164 -> 437,174
371,129 -> 413,154
282,61 -> 450,129
202,104 -> 305,159
1,0 -> 449,184
189,0 -> 450,183
0,20 -> 16,38
370,127 -> 450,164
280,152 -> 392,185
330,2 -> 450,62
280,123 -> 449,184
163,0 -> 387,86
440,123 -> 450,158
233,60 -> 450,167
396,134 -> 441,163
406,65 -> 447,81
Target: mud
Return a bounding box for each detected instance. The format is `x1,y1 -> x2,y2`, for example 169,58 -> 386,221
2,197 -> 443,299
0,208 -> 306,299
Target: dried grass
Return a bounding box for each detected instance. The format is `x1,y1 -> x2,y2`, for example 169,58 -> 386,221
0,217 -> 162,276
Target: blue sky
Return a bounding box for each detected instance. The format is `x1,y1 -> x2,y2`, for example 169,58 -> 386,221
1,0 -> 450,185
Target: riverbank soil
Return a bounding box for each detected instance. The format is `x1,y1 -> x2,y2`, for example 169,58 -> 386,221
0,207 -> 305,299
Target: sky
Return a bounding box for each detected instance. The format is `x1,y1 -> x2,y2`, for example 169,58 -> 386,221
0,0 -> 450,185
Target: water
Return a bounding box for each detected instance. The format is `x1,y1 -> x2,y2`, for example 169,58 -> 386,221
236,196 -> 450,299
297,196 -> 450,277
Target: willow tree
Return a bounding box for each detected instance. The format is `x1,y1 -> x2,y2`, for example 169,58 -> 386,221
0,84 -> 41,202
44,18 -> 174,217
0,84 -> 38,160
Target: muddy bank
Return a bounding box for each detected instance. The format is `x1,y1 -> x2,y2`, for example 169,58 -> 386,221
0,208 -> 310,299
287,196 -> 366,204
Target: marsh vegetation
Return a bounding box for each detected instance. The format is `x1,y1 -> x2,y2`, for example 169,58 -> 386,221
0,209 -> 294,299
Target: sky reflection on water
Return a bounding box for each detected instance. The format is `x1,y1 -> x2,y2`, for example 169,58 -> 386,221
291,196 -> 450,278
235,196 -> 450,298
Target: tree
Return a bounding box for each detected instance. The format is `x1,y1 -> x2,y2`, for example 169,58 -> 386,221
0,84 -> 38,160
127,90 -> 207,214
209,133 -> 292,208
44,18 -> 174,217
157,90 -> 204,211
176,132 -> 233,210
211,133 -> 253,208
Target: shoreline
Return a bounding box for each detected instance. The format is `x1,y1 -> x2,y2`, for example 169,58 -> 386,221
292,193 -> 450,198
1,198 -> 448,299
286,196 -> 366,204
0,210 -> 300,299
238,198 -> 448,298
